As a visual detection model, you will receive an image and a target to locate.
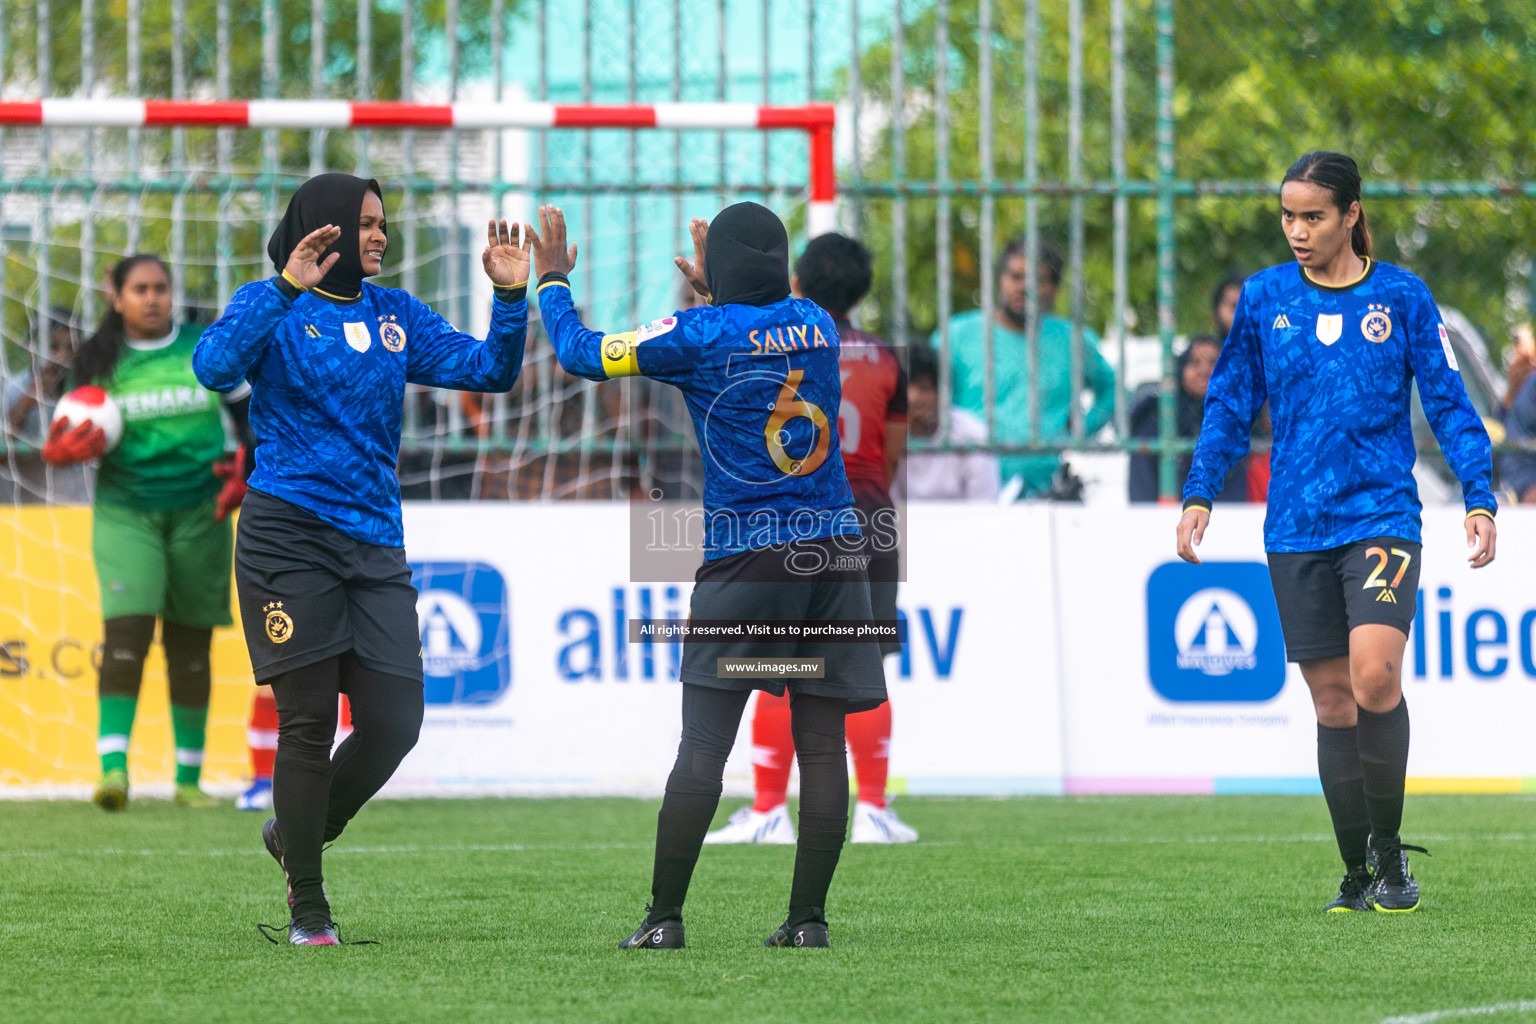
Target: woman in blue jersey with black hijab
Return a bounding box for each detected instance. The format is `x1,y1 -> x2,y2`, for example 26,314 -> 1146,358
194,174 -> 530,945
528,201 -> 886,950
1177,152 -> 1496,915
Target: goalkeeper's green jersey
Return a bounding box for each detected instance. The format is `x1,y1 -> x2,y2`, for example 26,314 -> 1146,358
96,324 -> 228,511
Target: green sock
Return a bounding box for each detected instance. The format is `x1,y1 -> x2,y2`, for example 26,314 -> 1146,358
98,696 -> 137,776
171,703 -> 208,787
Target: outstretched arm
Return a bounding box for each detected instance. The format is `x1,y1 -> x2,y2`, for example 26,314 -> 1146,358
528,205 -> 695,386
406,219 -> 531,392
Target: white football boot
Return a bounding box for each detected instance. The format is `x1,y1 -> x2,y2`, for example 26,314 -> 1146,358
851,800 -> 919,843
703,803 -> 797,844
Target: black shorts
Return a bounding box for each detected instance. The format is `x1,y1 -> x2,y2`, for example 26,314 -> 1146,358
234,489 -> 422,684
1266,536 -> 1422,663
680,537 -> 889,712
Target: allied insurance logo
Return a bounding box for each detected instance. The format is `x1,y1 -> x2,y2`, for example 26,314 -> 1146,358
409,561 -> 512,705
1146,562 -> 1284,702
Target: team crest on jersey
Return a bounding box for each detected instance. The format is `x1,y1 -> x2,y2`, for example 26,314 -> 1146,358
380,318 -> 407,353
343,321 -> 372,353
263,602 -> 293,645
1361,304 -> 1393,344
1315,313 -> 1343,346
1272,313 -> 1292,330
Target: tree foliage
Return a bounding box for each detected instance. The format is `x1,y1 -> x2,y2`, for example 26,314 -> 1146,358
849,0 -> 1536,347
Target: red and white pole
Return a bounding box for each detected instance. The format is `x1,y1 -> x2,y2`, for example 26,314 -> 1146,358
0,99 -> 839,235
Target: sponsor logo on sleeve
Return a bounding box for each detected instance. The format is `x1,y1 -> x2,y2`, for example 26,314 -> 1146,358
636,317 -> 678,344
1438,323 -> 1460,371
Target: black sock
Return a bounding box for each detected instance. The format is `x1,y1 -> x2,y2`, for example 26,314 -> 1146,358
1316,722 -> 1369,870
1357,698 -> 1410,843
649,685 -> 750,918
269,657 -> 342,928
787,693 -> 849,919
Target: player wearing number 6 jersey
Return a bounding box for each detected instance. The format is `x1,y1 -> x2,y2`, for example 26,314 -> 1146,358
1177,152 -> 1496,915
707,233 -> 917,848
529,201 -> 885,950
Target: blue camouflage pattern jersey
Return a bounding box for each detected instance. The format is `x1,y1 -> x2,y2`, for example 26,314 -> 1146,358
538,281 -> 858,559
1184,259 -> 1495,552
194,278 -> 527,546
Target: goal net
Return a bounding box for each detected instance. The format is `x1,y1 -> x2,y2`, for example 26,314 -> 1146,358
0,100 -> 835,793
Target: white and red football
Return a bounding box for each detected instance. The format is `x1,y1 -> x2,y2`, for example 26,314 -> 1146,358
51,385 -> 124,452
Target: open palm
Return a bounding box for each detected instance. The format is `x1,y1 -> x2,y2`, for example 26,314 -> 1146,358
284,225 -> 342,290
482,219 -> 532,287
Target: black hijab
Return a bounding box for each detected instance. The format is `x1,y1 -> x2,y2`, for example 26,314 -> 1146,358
1175,340 -> 1216,438
703,201 -> 791,307
267,173 -> 384,299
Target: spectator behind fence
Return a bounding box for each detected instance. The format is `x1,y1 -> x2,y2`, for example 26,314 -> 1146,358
1213,270 -> 1273,501
892,345 -> 1000,502
1,307 -> 92,502
1128,336 -> 1246,504
935,238 -> 1115,499
1498,326 -> 1536,503
1212,272 -> 1244,342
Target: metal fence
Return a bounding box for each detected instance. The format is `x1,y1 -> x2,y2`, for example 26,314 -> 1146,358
2,0 -> 1534,504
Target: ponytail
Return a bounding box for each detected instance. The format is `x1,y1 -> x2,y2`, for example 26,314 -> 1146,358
1282,151 -> 1371,258
1352,207 -> 1373,259
73,254 -> 169,387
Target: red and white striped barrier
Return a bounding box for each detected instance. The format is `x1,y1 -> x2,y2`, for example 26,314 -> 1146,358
0,100 -> 839,235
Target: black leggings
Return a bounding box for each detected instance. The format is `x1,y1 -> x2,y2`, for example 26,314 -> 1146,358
268,652 -> 424,926
651,684 -> 849,923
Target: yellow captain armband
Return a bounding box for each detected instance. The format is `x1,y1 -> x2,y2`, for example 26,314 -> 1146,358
280,269 -> 309,293
1466,508 -> 1495,523
600,332 -> 641,378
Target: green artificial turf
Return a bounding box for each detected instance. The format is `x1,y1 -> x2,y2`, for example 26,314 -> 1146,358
4,795 -> 1536,1023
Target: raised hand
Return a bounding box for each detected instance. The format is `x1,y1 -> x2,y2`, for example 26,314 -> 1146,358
674,217 -> 710,300
482,218 -> 532,287
283,225 -> 342,290
524,205 -> 578,280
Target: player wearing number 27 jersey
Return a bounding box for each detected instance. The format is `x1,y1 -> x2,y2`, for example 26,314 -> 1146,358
1184,258 -> 1494,550
537,277 -> 859,559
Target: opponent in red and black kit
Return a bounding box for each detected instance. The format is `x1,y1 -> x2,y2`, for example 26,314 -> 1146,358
708,233 -> 920,848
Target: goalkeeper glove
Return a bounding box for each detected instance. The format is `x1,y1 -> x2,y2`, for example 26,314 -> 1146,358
213,445 -> 249,522
41,418 -> 107,466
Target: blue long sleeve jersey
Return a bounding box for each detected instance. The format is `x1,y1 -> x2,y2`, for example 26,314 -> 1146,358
537,280 -> 859,560
1184,259 -> 1494,552
194,278 -> 528,546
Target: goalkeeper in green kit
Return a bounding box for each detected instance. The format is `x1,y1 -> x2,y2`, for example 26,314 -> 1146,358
44,255 -> 256,810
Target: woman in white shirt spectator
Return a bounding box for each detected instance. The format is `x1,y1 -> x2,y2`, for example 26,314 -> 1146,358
891,345 -> 1001,501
